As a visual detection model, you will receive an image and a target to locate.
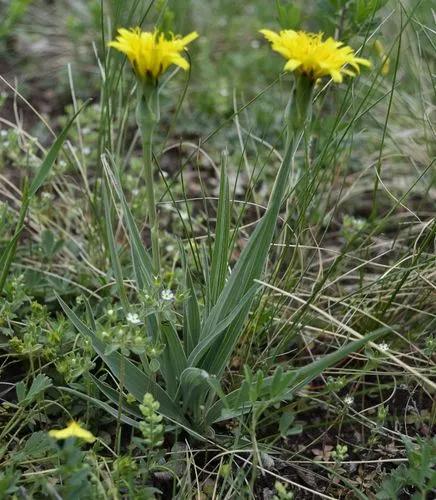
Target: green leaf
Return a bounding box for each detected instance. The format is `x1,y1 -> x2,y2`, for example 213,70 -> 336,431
102,154 -> 154,291
12,432 -> 52,463
15,381 -> 25,404
101,171 -> 129,310
90,375 -> 143,419
160,321 -> 188,398
288,328 -> 386,395
279,412 -> 295,437
177,367 -> 212,413
206,328 -> 386,424
208,153 -> 230,308
188,285 -> 258,368
59,386 -> 140,428
19,374 -> 52,408
197,140 -> 296,378
29,103 -> 88,197
180,243 -> 201,355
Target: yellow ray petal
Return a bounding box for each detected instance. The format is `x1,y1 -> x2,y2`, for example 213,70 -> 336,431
49,421 -> 96,443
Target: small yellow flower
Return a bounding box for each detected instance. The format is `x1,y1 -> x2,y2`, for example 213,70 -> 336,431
109,28 -> 199,81
49,421 -> 96,443
260,29 -> 371,83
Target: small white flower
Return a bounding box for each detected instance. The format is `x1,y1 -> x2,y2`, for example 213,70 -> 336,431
132,188 -> 140,196
0,130 -> 8,137
379,342 -> 389,352
107,309 -> 115,317
344,395 -> 354,406
82,127 -> 91,134
161,289 -> 175,301
219,87 -> 229,97
126,312 -> 141,325
83,147 -> 91,156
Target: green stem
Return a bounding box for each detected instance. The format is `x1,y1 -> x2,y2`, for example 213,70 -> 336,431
143,130 -> 160,275
137,85 -> 161,276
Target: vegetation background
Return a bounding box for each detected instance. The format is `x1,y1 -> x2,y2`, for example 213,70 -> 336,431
0,0 -> 434,498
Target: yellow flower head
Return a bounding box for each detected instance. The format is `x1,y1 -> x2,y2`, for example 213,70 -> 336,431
109,27 -> 199,81
260,29 -> 371,83
49,421 -> 96,443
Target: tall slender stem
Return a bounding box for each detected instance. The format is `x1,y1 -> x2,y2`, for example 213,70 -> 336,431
143,126 -> 161,275
137,86 -> 161,275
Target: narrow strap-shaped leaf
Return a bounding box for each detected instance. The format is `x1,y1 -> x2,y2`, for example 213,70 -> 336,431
83,297 -> 97,331
206,328 -> 386,424
59,386 -> 140,428
208,153 -> 230,308
0,104 -> 86,294
102,155 -> 154,290
197,141 -> 297,377
29,102 -> 89,197
101,169 -> 129,310
180,243 -> 201,355
160,321 -> 188,397
198,296 -> 254,376
188,284 -> 258,367
90,374 -> 143,419
287,328 -> 387,394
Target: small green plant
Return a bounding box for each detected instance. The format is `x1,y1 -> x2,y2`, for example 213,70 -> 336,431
274,481 -> 294,500
49,439 -> 96,499
376,437 -> 436,500
139,393 -> 165,448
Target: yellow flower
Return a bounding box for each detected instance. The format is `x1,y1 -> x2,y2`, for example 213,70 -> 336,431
109,28 -> 199,80
260,29 -> 371,83
49,421 -> 96,443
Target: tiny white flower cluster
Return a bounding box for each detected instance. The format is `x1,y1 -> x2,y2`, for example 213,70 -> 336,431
161,289 -> 175,301
343,395 -> 354,406
379,342 -> 389,352
126,312 -> 141,325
